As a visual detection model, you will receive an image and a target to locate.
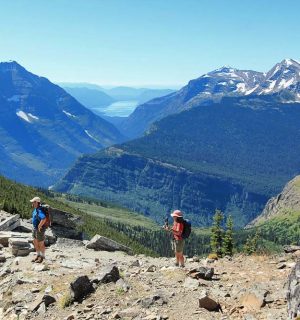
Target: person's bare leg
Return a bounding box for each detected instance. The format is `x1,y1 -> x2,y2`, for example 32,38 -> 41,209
32,238 -> 40,262
179,252 -> 184,266
175,252 -> 180,265
39,241 -> 45,259
33,238 -> 38,251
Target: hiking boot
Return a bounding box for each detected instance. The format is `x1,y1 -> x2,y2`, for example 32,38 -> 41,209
174,262 -> 179,267
36,256 -> 44,263
31,256 -> 40,263
180,264 -> 185,268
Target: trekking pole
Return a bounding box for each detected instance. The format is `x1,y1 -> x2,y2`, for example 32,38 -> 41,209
164,215 -> 169,229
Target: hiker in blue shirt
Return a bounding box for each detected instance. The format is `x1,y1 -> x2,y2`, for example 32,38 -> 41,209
30,196 -> 47,263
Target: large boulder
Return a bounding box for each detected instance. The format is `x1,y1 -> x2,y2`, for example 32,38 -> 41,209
70,276 -> 94,302
92,265 -> 120,285
239,286 -> 269,311
187,267 -> 214,280
0,231 -> 31,247
9,237 -> 31,256
29,293 -> 56,311
0,212 -> 20,231
198,290 -> 221,311
49,208 -> 83,240
287,259 -> 300,319
284,245 -> 300,253
86,234 -> 131,253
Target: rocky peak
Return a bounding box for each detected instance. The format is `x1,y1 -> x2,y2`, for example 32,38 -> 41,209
182,67 -> 264,103
209,65 -> 236,73
0,60 -> 24,71
253,58 -> 300,96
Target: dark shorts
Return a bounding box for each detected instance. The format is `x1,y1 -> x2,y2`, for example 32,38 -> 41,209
172,239 -> 184,253
32,228 -> 45,242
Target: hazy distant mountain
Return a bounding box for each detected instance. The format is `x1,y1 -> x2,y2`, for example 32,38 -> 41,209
60,84 -> 175,118
0,61 -> 125,187
63,87 -> 115,109
103,86 -> 175,103
121,59 -> 300,138
58,82 -> 104,91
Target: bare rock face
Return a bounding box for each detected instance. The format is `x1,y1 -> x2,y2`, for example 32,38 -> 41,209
86,234 -> 131,253
287,259 -> 300,319
248,175 -> 300,227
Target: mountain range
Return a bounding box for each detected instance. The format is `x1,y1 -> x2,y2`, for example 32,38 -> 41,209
121,59 -> 300,138
55,59 -> 300,227
0,61 -> 124,187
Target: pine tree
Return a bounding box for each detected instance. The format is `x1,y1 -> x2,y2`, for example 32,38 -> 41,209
222,215 -> 234,256
243,230 -> 259,255
210,209 -> 224,257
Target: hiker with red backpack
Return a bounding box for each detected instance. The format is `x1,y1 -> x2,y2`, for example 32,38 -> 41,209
30,196 -> 47,263
163,209 -> 191,268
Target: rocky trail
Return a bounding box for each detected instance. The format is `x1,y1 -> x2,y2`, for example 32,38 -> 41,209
0,209 -> 299,320
0,235 -> 299,320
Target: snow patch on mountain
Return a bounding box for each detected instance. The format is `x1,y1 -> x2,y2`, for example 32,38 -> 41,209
261,80 -> 277,94
16,110 -> 39,123
85,130 -> 100,142
28,113 -> 39,120
245,85 -> 259,95
63,110 -> 76,118
278,77 -> 295,89
235,82 -> 246,92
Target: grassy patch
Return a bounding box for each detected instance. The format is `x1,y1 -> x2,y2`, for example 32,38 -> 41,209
56,195 -> 158,229
59,292 -> 73,309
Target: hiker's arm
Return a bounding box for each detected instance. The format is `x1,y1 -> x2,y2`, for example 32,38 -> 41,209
38,218 -> 46,231
162,225 -> 172,232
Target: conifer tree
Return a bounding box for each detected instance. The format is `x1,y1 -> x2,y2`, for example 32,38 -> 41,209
243,230 -> 259,255
210,209 -> 224,257
222,215 -> 234,256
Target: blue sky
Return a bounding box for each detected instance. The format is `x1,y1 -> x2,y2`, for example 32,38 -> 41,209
0,0 -> 299,87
